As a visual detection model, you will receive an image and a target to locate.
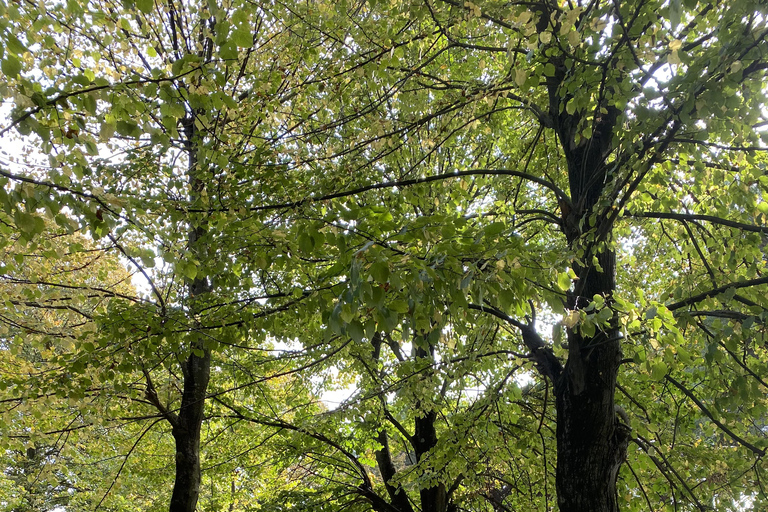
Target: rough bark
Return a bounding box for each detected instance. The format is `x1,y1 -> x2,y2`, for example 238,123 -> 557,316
371,334 -> 415,512
169,348 -> 210,512
374,431 -> 415,512
412,345 -> 449,512
550,100 -> 632,511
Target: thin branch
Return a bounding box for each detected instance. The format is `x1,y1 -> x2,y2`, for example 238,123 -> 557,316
212,398 -> 378,494
467,303 -> 563,381
667,276 -> 768,311
628,211 -> 768,234
185,169 -> 572,213
108,233 -> 166,315
95,418 -> 164,510
664,375 -> 765,457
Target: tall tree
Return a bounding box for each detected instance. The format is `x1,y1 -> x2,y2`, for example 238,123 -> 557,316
241,1 -> 768,511
0,0 -> 333,510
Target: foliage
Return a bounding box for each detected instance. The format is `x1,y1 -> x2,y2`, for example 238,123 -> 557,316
1,0 -> 768,511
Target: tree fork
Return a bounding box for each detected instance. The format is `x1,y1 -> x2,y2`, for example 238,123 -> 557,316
552,82 -> 630,510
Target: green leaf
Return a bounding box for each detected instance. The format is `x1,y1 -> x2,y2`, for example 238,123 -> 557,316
595,307 -> 613,324
99,122 -> 116,141
556,272 -> 572,292
1,56 -> 21,77
484,222 -> 505,237
219,42 -> 238,60
389,300 -> 409,313
340,305 -> 355,323
6,34 -> 29,55
136,0 -> 153,13
580,319 -> 596,338
370,262 -> 390,283
669,0 -> 682,28
347,321 -> 365,342
116,120 -> 141,138
83,94 -> 97,115
84,140 -> 99,156
182,264 -> 198,280
14,211 -> 44,239
231,29 -> 253,48
553,322 -> 563,348
298,233 -> 314,254
650,361 -> 668,381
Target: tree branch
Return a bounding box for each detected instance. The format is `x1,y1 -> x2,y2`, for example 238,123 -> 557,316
664,375 -> 765,457
667,276 -> 768,311
184,169 -> 571,213
628,211 -> 768,234
467,303 -> 562,381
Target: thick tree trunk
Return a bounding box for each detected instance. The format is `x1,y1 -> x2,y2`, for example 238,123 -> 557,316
551,104 -> 631,511
555,249 -> 628,512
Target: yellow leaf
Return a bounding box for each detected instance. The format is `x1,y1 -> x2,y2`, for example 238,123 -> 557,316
514,68 -> 528,87
563,310 -> 580,329
668,50 -> 682,66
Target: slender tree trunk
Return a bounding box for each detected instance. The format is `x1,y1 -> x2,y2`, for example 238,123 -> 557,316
412,345 -> 449,512
371,334 -> 415,512
169,349 -> 210,512
169,115 -> 212,512
374,431 -> 415,512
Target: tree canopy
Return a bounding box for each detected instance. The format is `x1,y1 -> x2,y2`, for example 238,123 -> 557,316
1,0 -> 768,511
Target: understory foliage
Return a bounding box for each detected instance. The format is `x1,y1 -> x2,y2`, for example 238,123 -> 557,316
1,0 -> 767,511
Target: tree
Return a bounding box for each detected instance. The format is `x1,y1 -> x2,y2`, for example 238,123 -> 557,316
2,0 -> 768,512
239,1 -> 768,511
0,1 -> 324,510
0,214 -> 177,511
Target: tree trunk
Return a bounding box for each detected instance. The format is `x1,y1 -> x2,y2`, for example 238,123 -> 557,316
169,115 -> 212,512
551,106 -> 631,511
554,247 -> 628,512
554,245 -> 631,512
169,349 -> 210,512
413,345 -> 449,512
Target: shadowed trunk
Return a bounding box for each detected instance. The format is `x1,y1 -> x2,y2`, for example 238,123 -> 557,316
169,115 -> 212,512
169,348 -> 210,512
552,102 -> 632,512
554,245 -> 629,512
413,344 -> 449,512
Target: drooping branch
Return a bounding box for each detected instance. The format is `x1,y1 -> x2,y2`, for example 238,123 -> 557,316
0,70 -> 201,137
183,169 -> 571,213
212,397 -> 385,504
667,276 -> 768,311
633,435 -> 707,511
108,233 -> 166,315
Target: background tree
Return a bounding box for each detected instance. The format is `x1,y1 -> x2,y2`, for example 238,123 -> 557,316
0,0 -> 335,510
